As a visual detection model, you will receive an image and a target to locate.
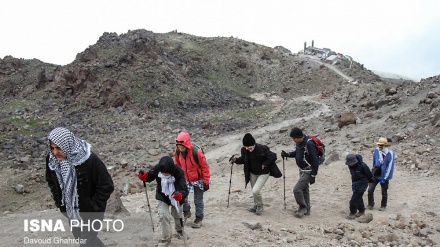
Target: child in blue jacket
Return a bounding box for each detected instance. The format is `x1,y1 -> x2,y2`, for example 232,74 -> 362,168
345,154 -> 374,220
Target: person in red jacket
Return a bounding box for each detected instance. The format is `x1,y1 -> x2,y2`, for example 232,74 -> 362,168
174,132 -> 211,229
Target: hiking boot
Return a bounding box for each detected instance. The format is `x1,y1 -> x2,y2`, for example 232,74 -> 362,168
158,238 -> 171,247
355,211 -> 365,218
191,217 -> 202,228
294,207 -> 307,218
304,206 -> 311,216
176,230 -> 190,240
367,205 -> 374,210
346,213 -> 356,220
184,211 -> 192,222
247,205 -> 257,213
378,206 -> 386,211
255,205 -> 264,215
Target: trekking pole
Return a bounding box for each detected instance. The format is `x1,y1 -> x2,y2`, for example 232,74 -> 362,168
140,170 -> 154,233
178,206 -> 188,246
227,156 -> 235,208
283,158 -> 286,210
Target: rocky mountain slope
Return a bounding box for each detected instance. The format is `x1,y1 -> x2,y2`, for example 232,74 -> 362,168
1,29 -> 439,246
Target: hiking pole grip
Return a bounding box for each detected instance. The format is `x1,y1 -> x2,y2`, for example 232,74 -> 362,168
140,169 -> 147,188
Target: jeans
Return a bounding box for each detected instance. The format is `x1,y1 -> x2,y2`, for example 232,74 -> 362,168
157,201 -> 182,240
368,178 -> 389,207
249,173 -> 270,207
293,170 -> 311,209
183,185 -> 205,219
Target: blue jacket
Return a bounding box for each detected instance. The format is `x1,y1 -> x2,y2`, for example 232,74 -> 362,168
349,154 -> 374,184
372,147 -> 395,180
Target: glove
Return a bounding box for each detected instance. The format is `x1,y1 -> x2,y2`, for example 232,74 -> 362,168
138,170 -> 148,182
380,178 -> 387,184
309,176 -> 316,185
173,192 -> 183,201
281,150 -> 288,158
203,183 -> 209,192
229,155 -> 236,164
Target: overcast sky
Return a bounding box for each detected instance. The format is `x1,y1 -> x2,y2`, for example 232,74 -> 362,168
1,0 -> 439,81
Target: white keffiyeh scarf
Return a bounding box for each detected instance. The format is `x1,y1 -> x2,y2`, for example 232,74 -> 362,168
158,172 -> 180,212
378,147 -> 389,164
48,127 -> 91,221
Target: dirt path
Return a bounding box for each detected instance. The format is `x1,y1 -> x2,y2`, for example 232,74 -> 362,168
206,95 -> 329,160
299,54 -> 354,82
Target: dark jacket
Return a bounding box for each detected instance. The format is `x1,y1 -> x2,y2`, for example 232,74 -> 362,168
45,152 -> 114,213
349,154 -> 374,184
288,135 -> 319,176
144,163 -> 189,205
234,143 -> 277,188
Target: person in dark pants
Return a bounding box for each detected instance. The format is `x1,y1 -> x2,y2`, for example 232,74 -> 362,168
368,137 -> 395,211
345,154 -> 374,220
230,133 -> 277,215
281,127 -> 319,218
46,127 -> 114,247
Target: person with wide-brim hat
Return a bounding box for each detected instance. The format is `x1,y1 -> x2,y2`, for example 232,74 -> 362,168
376,137 -> 391,146
367,137 -> 395,211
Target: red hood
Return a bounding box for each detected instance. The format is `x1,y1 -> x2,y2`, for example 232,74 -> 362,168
176,132 -> 192,149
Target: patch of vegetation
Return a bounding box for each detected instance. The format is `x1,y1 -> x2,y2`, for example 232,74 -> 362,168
211,104 -> 273,124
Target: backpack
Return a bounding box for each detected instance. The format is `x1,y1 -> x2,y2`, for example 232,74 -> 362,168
305,135 -> 326,165
176,143 -> 205,164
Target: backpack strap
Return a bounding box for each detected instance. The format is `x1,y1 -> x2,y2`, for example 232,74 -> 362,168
176,145 -> 200,164
304,137 -> 313,155
192,145 -> 199,164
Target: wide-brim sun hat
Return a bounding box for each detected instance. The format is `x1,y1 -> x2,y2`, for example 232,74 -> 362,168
376,137 -> 390,146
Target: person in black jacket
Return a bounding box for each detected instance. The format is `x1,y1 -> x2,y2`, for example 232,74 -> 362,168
138,156 -> 189,246
345,154 -> 374,220
45,127 -> 114,247
281,127 -> 319,218
229,133 -> 277,215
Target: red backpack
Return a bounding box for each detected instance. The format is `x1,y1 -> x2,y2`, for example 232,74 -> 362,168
305,135 -> 326,165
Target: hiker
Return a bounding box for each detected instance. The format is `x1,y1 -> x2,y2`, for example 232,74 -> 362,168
138,156 -> 189,246
281,127 -> 319,218
229,133 -> 277,215
345,154 -> 374,220
174,132 -> 210,228
368,137 -> 395,211
45,127 -> 114,247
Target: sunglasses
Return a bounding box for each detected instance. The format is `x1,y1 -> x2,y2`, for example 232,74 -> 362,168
176,140 -> 186,144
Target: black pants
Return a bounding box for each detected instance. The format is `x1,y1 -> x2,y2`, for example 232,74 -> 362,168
350,181 -> 368,213
368,178 -> 389,208
71,212 -> 106,247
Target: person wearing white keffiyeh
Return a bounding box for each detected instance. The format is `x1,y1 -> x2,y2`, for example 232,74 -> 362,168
46,127 -> 114,247
137,156 -> 189,245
